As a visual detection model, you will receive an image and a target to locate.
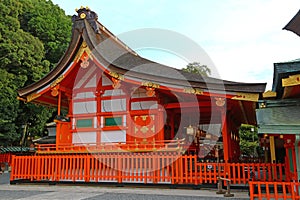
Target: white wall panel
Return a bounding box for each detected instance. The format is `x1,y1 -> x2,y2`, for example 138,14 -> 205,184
101,130 -> 126,143
101,99 -> 126,112
131,101 -> 158,110
74,92 -> 95,99
73,132 -> 96,144
73,101 -> 97,114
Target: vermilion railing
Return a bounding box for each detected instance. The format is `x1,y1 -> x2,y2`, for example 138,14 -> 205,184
227,163 -> 286,184
10,152 -> 286,185
0,153 -> 12,166
249,181 -> 300,200
35,139 -> 186,153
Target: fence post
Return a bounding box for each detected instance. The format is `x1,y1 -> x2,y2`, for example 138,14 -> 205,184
249,181 -> 254,200
216,177 -> 226,194
217,177 -> 234,197
223,179 -> 234,197
118,153 -> 122,183
9,155 -> 15,182
291,181 -> 296,199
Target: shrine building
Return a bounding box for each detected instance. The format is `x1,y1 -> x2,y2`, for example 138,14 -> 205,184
10,7 -> 272,186
17,7 -> 265,160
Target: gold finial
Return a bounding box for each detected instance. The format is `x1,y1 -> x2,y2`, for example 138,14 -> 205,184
75,8 -> 78,12
86,6 -> 89,10
80,13 -> 86,19
80,6 -> 84,9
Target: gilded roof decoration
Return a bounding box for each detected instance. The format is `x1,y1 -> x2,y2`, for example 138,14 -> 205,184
109,71 -> 124,80
142,81 -> 160,88
72,6 -> 100,34
74,41 -> 92,63
183,87 -> 203,95
282,74 -> 300,87
262,90 -> 277,98
231,92 -> 259,102
26,93 -> 41,102
50,75 -> 64,88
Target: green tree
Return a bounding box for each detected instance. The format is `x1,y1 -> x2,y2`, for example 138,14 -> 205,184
182,62 -> 211,76
239,124 -> 260,159
0,0 -> 72,146
0,69 -> 21,145
19,0 -> 72,69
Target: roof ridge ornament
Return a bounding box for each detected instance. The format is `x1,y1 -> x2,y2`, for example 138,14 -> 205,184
72,6 -> 100,34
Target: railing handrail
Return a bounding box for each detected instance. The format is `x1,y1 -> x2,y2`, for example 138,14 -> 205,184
35,139 -> 187,153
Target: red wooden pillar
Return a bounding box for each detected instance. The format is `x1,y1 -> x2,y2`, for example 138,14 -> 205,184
96,91 -> 101,145
58,89 -> 62,115
292,145 -> 297,180
157,93 -> 164,141
227,120 -> 232,161
221,109 -> 229,163
169,110 -> 175,139
55,121 -> 61,149
126,86 -> 134,143
158,109 -> 164,141
215,98 -> 229,163
54,89 -> 61,150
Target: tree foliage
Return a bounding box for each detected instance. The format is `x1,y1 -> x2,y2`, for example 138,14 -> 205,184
0,0 -> 72,146
239,124 -> 261,159
182,62 -> 211,76
19,0 -> 72,68
0,69 -> 20,145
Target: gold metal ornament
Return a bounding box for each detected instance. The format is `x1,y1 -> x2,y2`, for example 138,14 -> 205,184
80,13 -> 86,19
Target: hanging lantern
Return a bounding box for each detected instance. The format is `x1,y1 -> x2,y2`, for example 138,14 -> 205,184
186,125 -> 195,135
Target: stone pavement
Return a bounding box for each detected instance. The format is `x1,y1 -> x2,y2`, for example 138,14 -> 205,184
0,172 -> 250,199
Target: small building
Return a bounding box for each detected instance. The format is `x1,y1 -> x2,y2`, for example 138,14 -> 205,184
256,10 -> 300,182
257,59 -> 300,181
32,122 -> 56,145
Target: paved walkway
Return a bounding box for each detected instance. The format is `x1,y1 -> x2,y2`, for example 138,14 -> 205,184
0,172 -> 249,199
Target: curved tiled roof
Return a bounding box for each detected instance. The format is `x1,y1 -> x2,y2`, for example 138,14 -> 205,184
18,7 -> 266,98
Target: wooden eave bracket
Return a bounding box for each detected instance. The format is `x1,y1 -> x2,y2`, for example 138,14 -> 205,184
282,74 -> 300,87
231,92 -> 259,102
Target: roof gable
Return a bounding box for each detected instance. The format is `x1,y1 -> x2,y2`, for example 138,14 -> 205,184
272,59 -> 300,98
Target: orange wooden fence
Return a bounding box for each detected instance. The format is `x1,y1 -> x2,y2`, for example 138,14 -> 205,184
0,153 -> 12,165
10,153 -> 286,185
249,181 -> 300,200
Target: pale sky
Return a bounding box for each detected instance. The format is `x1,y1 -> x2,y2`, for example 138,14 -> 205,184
52,0 -> 300,90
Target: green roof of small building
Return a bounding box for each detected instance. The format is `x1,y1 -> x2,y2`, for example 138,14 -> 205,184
0,146 -> 30,153
272,59 -> 300,98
